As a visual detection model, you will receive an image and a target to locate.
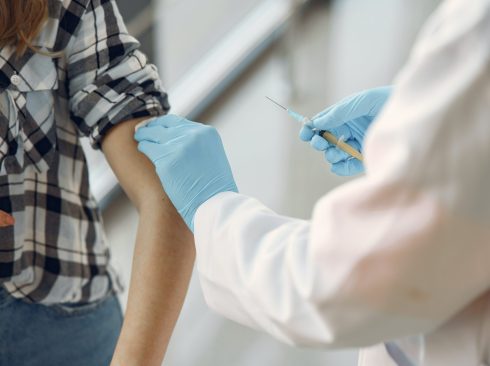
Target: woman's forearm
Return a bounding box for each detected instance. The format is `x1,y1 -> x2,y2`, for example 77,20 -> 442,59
101,118 -> 195,366
111,199 -> 195,366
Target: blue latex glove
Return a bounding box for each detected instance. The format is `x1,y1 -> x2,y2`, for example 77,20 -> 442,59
134,115 -> 238,231
300,86 -> 392,176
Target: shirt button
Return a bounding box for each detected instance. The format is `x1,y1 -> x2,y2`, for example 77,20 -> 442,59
10,74 -> 21,86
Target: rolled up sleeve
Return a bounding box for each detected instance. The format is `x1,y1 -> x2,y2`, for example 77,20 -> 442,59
66,0 -> 169,148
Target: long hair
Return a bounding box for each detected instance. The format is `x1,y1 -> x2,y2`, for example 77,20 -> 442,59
0,0 -> 49,57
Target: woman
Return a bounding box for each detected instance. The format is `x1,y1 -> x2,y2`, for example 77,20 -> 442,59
0,1 -> 194,365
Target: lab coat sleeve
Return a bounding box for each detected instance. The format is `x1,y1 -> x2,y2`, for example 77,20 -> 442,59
194,0 -> 490,348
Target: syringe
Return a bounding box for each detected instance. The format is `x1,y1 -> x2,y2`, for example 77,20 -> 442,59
266,97 -> 363,162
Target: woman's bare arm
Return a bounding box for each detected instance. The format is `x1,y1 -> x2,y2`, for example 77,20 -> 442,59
101,118 -> 195,366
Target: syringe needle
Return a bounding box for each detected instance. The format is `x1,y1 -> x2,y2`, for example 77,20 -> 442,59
266,96 -> 288,111
266,96 -> 311,125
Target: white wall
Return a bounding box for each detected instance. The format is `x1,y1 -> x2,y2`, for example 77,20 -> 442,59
155,0 -> 266,87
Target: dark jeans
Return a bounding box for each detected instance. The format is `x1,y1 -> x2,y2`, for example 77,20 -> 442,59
0,287 -> 123,366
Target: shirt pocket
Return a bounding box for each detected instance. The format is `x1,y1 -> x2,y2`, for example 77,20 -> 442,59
0,53 -> 60,175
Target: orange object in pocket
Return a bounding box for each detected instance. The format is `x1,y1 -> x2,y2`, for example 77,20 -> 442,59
0,210 -> 15,227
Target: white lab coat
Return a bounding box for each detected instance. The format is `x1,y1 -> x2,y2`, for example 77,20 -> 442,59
194,0 -> 490,364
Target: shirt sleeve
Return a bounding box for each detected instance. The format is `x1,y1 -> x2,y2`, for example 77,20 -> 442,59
194,0 -> 490,348
65,0 -> 169,148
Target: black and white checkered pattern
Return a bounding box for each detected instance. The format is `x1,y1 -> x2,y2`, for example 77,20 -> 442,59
0,0 -> 169,304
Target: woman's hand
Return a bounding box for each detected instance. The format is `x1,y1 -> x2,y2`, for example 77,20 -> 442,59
0,210 -> 15,227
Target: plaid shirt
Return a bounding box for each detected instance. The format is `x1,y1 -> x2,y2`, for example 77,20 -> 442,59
0,0 -> 169,304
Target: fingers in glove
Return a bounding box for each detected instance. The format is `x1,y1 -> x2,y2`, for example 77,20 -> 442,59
330,158 -> 364,176
134,125 -> 167,143
135,122 -> 196,144
312,87 -> 391,130
325,146 -> 350,164
310,134 -> 329,151
147,114 -> 190,129
325,138 -> 362,163
327,124 -> 354,142
299,124 -> 315,142
311,94 -> 360,130
137,140 -> 169,163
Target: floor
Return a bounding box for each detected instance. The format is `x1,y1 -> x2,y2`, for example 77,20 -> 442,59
103,0 -> 440,365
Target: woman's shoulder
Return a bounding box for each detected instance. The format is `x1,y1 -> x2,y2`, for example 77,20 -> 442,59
44,0 -> 124,51
41,0 -> 91,51
48,0 -> 91,23
47,0 -> 89,15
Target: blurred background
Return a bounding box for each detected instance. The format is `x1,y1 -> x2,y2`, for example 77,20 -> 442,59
88,0 -> 441,364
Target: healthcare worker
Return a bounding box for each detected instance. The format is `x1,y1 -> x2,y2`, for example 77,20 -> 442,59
135,0 -> 490,364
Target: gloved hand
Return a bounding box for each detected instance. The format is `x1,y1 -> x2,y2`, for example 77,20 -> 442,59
134,115 -> 238,231
300,86 -> 392,176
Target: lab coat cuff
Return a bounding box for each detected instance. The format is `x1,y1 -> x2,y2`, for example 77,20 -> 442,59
195,191 -> 236,223
194,191 -> 238,271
